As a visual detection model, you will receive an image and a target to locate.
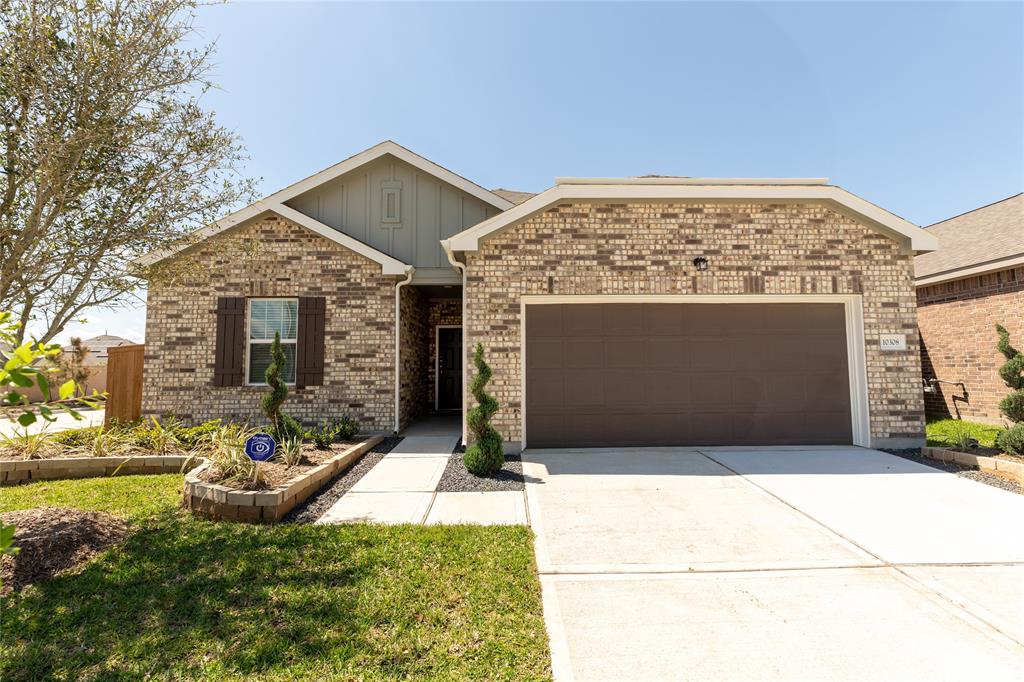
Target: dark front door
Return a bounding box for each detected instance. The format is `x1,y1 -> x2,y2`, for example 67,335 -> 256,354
525,303 -> 852,448
437,327 -> 463,411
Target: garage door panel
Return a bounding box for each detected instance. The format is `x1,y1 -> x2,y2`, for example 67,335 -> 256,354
525,303 -> 852,448
564,339 -> 604,368
527,339 -> 564,369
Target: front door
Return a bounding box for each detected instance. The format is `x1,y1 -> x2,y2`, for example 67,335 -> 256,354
437,327 -> 463,411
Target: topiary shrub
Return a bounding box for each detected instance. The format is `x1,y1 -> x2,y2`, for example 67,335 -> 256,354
996,422 -> 1024,456
996,324 -> 1024,424
463,342 -> 503,476
261,332 -> 303,441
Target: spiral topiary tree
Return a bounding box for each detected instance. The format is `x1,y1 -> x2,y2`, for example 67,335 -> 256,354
996,325 -> 1024,423
995,325 -> 1024,456
463,342 -> 504,476
261,331 -> 302,441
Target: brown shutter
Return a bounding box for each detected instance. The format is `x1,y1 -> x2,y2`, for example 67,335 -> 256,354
213,297 -> 246,387
296,297 -> 326,388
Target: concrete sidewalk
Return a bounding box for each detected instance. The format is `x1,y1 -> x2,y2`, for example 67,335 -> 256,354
525,446 -> 1024,681
0,408 -> 105,438
317,417 -> 527,525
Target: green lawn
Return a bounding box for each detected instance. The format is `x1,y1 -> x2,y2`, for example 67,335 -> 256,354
926,418 -> 1003,449
0,475 -> 550,681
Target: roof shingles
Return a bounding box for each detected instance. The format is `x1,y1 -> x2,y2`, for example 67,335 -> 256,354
915,193 -> 1024,281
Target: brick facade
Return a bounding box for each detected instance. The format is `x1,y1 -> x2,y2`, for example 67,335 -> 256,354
143,216 -> 398,430
464,201 -> 925,448
398,286 -> 429,429
917,267 -> 1024,424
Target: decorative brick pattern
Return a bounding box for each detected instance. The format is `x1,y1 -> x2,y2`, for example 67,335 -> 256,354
398,286 -> 429,429
464,201 -> 924,447
143,217 -> 398,429
917,267 -> 1024,423
426,297 -> 462,413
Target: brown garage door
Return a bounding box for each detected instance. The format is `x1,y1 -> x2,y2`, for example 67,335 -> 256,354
525,303 -> 852,448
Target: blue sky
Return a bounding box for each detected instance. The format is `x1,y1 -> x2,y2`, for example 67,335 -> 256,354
66,0 -> 1023,343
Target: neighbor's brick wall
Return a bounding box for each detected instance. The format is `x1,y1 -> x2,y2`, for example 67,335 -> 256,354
465,201 -> 924,447
399,286 -> 429,429
917,266 -> 1024,424
143,216 -> 398,430
427,298 -> 462,413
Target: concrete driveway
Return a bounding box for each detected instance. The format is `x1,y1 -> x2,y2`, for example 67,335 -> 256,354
523,446 -> 1024,681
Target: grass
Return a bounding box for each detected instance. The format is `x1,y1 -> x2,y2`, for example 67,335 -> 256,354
0,475 -> 551,681
926,417 -> 1003,449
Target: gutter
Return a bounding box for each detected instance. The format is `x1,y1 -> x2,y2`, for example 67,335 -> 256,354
441,239 -> 468,446
394,265 -> 415,433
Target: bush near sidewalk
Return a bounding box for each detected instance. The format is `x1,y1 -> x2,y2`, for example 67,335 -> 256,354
464,343 -> 504,476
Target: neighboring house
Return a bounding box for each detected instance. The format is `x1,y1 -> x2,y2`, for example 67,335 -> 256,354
67,334 -> 136,365
915,193 -> 1024,424
139,140 -> 938,449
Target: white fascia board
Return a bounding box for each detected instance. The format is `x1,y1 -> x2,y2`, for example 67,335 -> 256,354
271,203 -> 411,276
914,252 -> 1024,287
556,177 -> 830,186
447,184 -> 939,253
134,201 -> 274,267
266,140 -> 513,211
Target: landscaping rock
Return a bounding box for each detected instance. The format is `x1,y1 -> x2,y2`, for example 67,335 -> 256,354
881,448 -> 1023,495
282,436 -> 403,524
0,507 -> 130,594
436,450 -> 524,493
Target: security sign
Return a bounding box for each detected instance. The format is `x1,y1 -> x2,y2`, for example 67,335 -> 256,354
244,433 -> 277,461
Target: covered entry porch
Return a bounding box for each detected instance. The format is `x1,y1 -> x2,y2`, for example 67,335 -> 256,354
397,284 -> 463,432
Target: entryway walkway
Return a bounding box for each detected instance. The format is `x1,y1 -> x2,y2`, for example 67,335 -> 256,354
316,416 -> 527,525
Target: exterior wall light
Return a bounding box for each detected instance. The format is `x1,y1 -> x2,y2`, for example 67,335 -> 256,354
693,257 -> 709,272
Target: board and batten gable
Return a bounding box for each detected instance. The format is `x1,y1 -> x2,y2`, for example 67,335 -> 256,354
285,153 -> 501,273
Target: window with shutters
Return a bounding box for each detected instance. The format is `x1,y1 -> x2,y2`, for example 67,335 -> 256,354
247,298 -> 298,384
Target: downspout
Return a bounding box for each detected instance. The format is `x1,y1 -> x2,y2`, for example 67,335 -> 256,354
394,265 -> 415,433
440,239 -> 468,446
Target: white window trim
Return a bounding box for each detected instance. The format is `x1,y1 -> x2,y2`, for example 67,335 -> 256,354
245,297 -> 299,387
518,294 -> 871,450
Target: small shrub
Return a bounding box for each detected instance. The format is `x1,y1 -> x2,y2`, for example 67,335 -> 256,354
52,426 -> 102,448
950,420 -> 979,450
71,425 -> 130,458
260,332 -> 301,441
204,423 -> 266,486
128,416 -> 181,454
464,343 -> 503,476
278,434 -> 304,466
996,423 -> 1024,456
0,430 -> 55,459
335,415 -> 359,441
309,420 -> 340,449
173,419 -> 222,449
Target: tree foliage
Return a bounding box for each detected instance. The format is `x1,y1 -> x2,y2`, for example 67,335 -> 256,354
996,324 -> 1024,423
0,0 -> 254,344
463,342 -> 503,476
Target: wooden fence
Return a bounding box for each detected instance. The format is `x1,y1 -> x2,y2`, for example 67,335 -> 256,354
104,344 -> 144,425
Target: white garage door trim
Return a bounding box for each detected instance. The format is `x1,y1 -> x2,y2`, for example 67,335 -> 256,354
519,294 -> 871,449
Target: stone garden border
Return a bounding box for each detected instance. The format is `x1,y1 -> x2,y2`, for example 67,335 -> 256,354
184,435 -> 383,522
1,455 -> 191,485
920,446 -> 1024,484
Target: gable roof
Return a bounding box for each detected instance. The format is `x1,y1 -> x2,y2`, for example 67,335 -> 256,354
914,193 -> 1024,286
137,141 -> 512,271
490,188 -> 537,205
446,178 -> 939,253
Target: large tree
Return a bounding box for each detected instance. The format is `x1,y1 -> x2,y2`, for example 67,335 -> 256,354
0,0 -> 254,344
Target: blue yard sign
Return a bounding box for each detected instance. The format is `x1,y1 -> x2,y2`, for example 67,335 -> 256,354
244,433 -> 277,461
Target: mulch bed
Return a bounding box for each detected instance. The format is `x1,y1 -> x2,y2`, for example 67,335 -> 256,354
0,507 -> 130,594
436,443 -> 525,492
882,448 -> 1023,495
282,436 -> 404,524
199,441 -> 357,490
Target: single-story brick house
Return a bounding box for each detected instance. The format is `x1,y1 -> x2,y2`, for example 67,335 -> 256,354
915,193 -> 1024,424
139,141 -> 938,450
